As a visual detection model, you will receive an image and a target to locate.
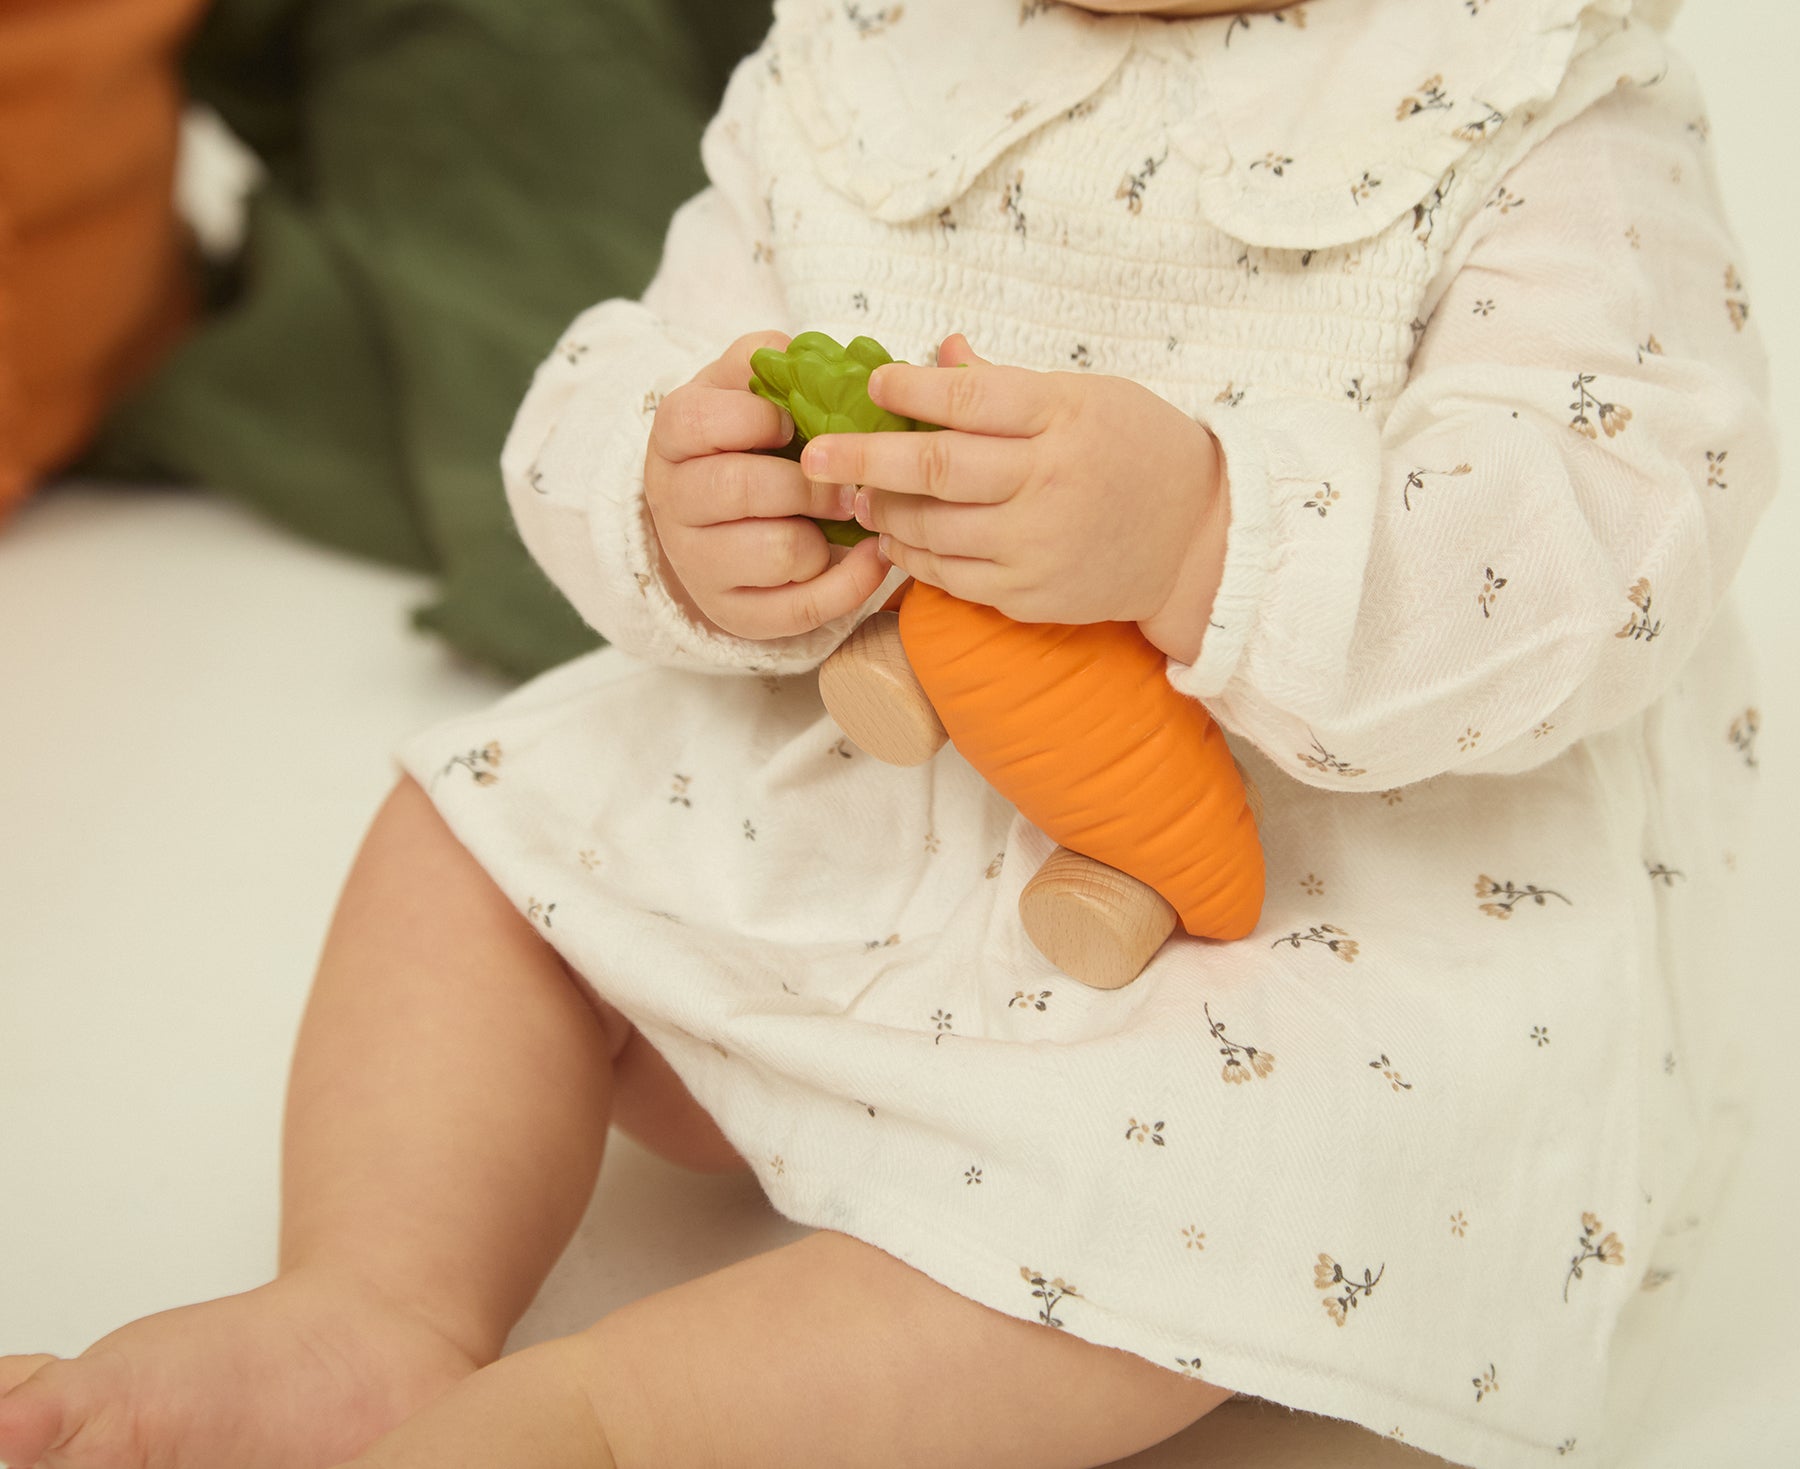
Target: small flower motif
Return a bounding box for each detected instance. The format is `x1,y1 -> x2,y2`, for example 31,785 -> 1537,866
558,340 -> 590,365
1477,567 -> 1508,618
1640,1267 -> 1677,1291
1458,726 -> 1482,753
1557,1438 -> 1579,1456
1008,989 -> 1052,1011
439,741 -> 503,787
864,932 -> 901,951
1532,720 -> 1556,739
1214,382 -> 1246,408
1728,708 -> 1759,767
1663,1051 -> 1678,1074
850,290 -> 869,315
1565,1212 -> 1626,1300
1401,462 -> 1472,511
1616,577 -> 1662,642
999,170 -> 1027,240
1298,734 -> 1366,778
769,1154 -> 786,1175
1455,105 -> 1506,143
1397,74 -> 1454,121
1182,1225 -> 1207,1251
1725,266 -> 1750,331
1531,1024 -> 1551,1047
1115,149 -> 1168,214
1706,449 -> 1728,490
842,1 -> 903,37
831,737 -> 854,759
525,897 -> 556,929
1175,1356 -> 1205,1377
1475,873 -> 1573,918
1069,343 -> 1093,369
1343,376 -> 1371,412
965,1165 -> 983,1185
1472,298 -> 1495,316
1370,1054 -> 1414,1092
985,850 -> 1006,879
669,773 -> 693,806
1380,789 -> 1405,805
1569,372 -> 1631,439
935,206 -> 957,233
1209,1002 -> 1275,1084
1349,170 -> 1381,204
1625,224 -> 1642,249
1300,872 -> 1325,896
1637,333 -> 1663,363
1645,861 -> 1686,887
743,819 -> 757,841
1020,1266 -> 1078,1328
931,1008 -> 954,1044
1473,1363 -> 1500,1402
923,829 -> 942,854
1303,483 -> 1339,517
1249,151 -> 1294,176
1487,185 -> 1526,214
1314,1252 -> 1384,1326
1125,1118 -> 1167,1146
1272,924 -> 1358,962
577,848 -> 601,872
1450,1210 -> 1469,1238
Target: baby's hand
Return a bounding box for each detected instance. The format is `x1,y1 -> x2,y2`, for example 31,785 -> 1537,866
645,331 -> 892,641
798,334 -> 1227,658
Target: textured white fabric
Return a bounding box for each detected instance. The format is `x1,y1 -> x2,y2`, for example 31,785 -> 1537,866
407,2 -> 1774,1464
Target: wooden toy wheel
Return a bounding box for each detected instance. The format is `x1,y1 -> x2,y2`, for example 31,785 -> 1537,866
1018,846 -> 1179,990
818,610 -> 948,766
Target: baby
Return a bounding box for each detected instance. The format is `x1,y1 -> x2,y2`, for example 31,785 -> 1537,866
0,0 -> 1772,1466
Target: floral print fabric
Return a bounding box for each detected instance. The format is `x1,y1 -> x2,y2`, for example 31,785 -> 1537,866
401,2 -> 1772,1464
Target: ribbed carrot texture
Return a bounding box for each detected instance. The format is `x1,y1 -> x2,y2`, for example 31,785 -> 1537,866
898,580 -> 1265,940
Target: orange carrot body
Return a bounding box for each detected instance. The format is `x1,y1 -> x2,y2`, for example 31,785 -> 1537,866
897,581 -> 1264,941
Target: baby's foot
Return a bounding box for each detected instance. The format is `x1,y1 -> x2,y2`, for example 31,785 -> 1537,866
0,1269 -> 481,1469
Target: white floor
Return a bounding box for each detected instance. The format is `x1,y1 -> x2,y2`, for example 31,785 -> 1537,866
3,5 -> 1797,1464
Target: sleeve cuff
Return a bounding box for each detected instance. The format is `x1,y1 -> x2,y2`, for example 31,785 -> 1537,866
1161,398 -> 1278,701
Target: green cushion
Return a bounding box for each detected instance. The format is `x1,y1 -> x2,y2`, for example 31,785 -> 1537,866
89,0 -> 772,678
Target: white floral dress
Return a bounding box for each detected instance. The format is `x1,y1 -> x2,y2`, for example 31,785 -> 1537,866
399,1 -> 1776,1463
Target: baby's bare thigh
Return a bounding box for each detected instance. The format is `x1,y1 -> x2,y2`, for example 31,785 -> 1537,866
576,1230 -> 1230,1469
583,988 -> 747,1175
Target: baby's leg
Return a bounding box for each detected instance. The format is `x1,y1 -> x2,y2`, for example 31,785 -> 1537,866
0,777 -> 624,1469
338,1230 -> 1232,1469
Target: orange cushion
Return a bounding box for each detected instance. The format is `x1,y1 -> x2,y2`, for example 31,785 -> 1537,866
0,0 -> 207,522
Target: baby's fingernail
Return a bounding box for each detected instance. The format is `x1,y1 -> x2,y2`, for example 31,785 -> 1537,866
854,489 -> 871,526
875,534 -> 893,564
802,444 -> 828,476
834,484 -> 857,518
776,409 -> 796,443
867,366 -> 889,404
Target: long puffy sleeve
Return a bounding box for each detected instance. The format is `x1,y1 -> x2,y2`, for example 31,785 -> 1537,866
1173,74 -> 1776,789
499,50 -> 902,675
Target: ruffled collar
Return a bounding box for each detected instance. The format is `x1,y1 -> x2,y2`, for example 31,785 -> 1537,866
771,0 -> 1674,248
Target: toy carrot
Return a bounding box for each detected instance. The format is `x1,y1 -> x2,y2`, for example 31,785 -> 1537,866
752,332 -> 1264,985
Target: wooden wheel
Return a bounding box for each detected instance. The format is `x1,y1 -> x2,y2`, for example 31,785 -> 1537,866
1017,846 -> 1179,990
818,611 -> 948,766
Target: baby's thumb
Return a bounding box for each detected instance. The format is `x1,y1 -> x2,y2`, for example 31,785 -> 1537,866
936,332 -> 988,368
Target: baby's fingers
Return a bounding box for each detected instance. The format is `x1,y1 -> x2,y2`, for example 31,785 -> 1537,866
653,381 -> 795,465
716,537 -> 894,641
664,452 -> 855,529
